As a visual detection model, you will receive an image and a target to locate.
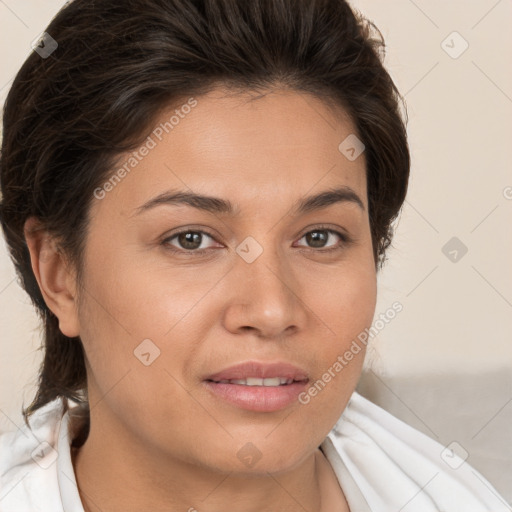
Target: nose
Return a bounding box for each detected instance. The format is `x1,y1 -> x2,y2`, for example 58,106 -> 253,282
221,242 -> 309,340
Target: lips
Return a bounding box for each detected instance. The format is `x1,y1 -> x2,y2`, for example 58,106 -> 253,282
203,361 -> 310,412
204,360 -> 309,383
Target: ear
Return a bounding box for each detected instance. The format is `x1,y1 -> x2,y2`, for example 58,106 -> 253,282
24,217 -> 80,338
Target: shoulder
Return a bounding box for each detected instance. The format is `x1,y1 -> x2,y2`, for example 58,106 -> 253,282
323,391 -> 510,512
0,399 -> 66,512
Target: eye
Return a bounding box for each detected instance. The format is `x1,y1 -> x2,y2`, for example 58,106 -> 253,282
162,229 -> 220,254
161,225 -> 351,256
294,227 -> 350,252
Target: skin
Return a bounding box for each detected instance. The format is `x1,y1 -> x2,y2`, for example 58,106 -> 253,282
25,86 -> 377,512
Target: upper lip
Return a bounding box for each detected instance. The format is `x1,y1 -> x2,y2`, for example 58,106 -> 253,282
204,361 -> 309,382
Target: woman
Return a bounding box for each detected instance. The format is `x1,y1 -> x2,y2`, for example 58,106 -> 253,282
0,0 -> 508,510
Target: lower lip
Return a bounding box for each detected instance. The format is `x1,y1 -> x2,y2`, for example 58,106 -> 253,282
203,380 -> 308,412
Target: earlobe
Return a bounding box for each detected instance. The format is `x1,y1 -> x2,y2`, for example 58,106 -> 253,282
23,217 -> 80,338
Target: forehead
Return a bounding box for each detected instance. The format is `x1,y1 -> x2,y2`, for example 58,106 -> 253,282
93,87 -> 367,217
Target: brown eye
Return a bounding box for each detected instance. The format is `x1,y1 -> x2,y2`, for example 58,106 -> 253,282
163,230 -> 218,253
295,227 -> 350,252
304,230 -> 329,248
176,231 -> 204,250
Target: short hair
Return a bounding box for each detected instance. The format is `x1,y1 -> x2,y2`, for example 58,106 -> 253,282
0,0 -> 410,424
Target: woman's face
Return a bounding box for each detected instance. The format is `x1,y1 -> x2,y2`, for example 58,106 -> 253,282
76,87 -> 377,474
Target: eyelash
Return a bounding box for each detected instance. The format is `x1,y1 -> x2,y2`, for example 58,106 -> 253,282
161,225 -> 352,256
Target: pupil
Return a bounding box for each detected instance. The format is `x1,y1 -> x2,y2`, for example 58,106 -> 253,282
307,230 -> 327,248
179,232 -> 202,249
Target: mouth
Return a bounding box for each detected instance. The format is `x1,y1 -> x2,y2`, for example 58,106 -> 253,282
204,360 -> 309,382
203,361 -> 310,412
205,377 -> 307,386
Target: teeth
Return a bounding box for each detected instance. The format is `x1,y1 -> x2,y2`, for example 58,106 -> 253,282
217,377 -> 294,386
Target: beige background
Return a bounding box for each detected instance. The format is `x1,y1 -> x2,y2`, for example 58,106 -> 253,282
1,0 -> 511,505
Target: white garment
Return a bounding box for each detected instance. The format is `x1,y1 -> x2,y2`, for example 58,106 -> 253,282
0,391 -> 509,512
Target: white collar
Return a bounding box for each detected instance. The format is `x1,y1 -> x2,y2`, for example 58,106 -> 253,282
56,409 -> 85,512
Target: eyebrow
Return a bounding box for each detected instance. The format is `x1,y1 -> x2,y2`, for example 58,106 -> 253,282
133,186 -> 365,217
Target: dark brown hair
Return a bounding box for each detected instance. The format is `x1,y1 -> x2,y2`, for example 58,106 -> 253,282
0,0 -> 410,426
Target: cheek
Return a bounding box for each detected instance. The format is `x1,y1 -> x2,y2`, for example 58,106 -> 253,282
75,243 -> 224,403
312,255 -> 377,344
301,260 -> 377,410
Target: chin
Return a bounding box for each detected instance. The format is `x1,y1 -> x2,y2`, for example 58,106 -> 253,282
209,439 -> 313,477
